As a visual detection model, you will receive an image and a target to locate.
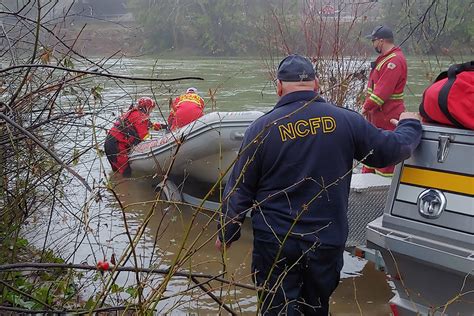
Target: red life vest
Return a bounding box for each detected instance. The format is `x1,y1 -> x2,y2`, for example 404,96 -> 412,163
109,107 -> 150,145
168,93 -> 205,130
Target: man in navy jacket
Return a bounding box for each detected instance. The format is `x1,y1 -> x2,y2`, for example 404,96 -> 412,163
216,54 -> 422,315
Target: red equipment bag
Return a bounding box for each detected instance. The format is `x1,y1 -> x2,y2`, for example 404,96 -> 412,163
419,61 -> 474,129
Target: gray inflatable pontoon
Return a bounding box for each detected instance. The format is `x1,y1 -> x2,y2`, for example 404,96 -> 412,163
129,111 -> 264,183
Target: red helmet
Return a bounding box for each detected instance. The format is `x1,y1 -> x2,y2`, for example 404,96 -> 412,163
137,97 -> 156,110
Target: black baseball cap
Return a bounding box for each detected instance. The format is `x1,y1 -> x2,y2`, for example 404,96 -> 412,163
365,25 -> 394,40
277,54 -> 316,82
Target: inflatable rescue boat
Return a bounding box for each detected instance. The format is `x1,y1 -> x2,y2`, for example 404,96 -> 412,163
128,111 -> 264,183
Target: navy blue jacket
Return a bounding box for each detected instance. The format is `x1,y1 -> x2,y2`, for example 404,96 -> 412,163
219,91 -> 422,247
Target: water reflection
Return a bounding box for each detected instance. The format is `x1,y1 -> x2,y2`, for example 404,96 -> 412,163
111,176 -> 258,313
332,261 -> 392,315
110,175 -> 391,314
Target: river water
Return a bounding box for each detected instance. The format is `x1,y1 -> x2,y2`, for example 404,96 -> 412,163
24,56 -> 453,314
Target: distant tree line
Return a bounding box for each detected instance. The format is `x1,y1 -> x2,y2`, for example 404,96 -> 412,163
126,0 -> 278,56
126,0 -> 473,56
381,0 -> 473,55
2,0 -> 471,56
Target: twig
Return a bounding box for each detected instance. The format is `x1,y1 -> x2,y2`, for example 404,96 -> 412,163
109,188 -> 145,313
0,304 -> 140,314
190,275 -> 237,316
399,0 -> 439,47
8,0 -> 42,107
0,64 -> 204,82
0,21 -> 16,64
0,112 -> 92,192
0,262 -> 256,290
0,279 -> 53,310
352,276 -> 363,315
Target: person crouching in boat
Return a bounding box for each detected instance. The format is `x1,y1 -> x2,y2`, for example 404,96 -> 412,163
167,87 -> 205,130
104,97 -> 163,177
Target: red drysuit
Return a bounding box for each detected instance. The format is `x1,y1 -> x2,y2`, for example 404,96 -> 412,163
168,92 -> 205,130
363,47 -> 407,176
105,100 -> 154,176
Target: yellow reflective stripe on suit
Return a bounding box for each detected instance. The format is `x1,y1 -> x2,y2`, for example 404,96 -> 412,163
376,53 -> 397,71
369,93 -> 384,106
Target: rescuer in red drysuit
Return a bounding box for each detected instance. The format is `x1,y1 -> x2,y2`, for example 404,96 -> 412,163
362,25 -> 407,176
168,87 -> 205,130
104,97 -> 163,176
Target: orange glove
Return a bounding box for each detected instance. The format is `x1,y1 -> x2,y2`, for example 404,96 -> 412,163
153,122 -> 162,131
153,122 -> 169,131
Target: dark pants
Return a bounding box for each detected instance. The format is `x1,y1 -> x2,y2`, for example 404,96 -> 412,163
252,232 -> 344,316
104,134 -> 131,177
